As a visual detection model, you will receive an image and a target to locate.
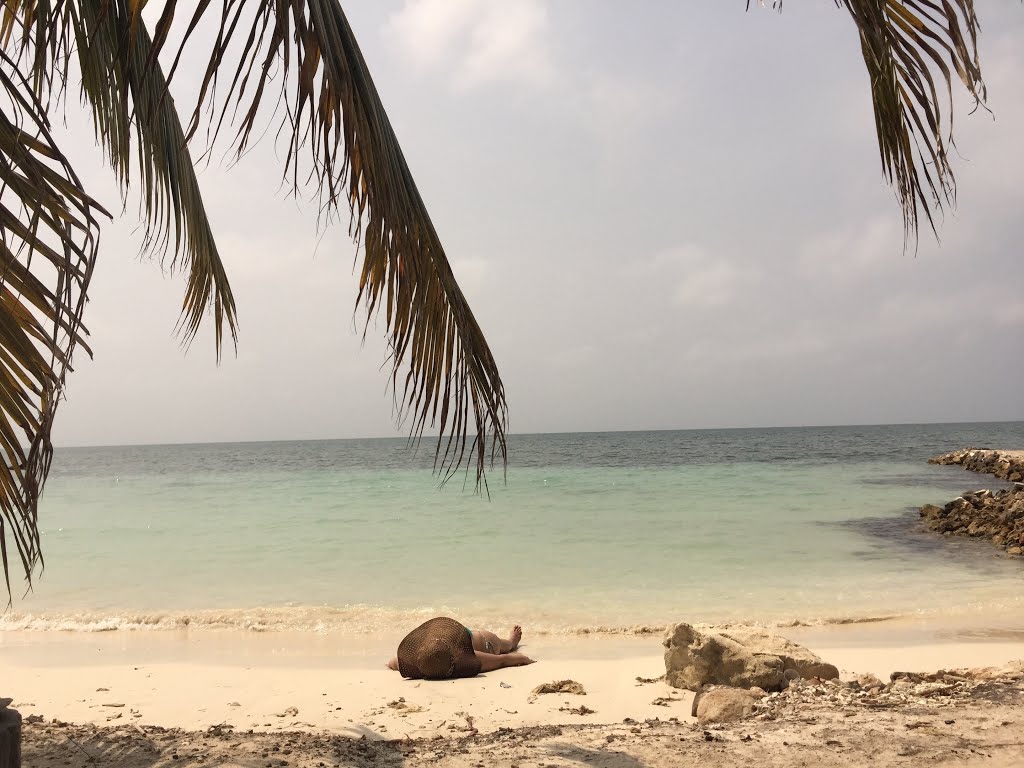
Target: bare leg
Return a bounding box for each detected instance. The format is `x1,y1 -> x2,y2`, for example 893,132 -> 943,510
387,650 -> 535,675
476,651 -> 535,673
471,625 -> 523,655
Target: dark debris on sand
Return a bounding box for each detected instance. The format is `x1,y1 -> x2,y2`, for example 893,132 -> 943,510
20,665 -> 1024,768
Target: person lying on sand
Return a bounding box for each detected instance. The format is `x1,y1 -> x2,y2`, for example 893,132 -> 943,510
386,617 -> 535,679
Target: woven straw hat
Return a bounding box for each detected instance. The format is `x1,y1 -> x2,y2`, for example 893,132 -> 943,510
396,617 -> 482,680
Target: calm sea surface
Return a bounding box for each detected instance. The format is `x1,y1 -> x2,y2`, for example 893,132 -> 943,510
4,423 -> 1023,635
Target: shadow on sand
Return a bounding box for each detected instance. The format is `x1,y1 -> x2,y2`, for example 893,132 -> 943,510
22,721 -> 412,767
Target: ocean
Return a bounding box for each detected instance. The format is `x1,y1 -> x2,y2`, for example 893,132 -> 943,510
3,423 -> 1023,636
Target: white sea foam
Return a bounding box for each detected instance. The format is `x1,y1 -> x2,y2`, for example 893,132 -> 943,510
3,604 -> 998,636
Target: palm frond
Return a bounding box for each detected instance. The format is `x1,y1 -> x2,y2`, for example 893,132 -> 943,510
838,0 -> 985,245
69,0 -> 238,355
4,0 -> 238,356
157,1 -> 508,488
0,47 -> 105,601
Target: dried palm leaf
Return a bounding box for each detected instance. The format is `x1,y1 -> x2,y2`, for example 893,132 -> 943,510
0,0 -> 508,599
0,0 -> 238,598
155,1 -> 508,487
840,0 -> 985,245
0,0 -> 998,600
0,47 -> 105,600
756,0 -> 987,246
68,0 -> 238,354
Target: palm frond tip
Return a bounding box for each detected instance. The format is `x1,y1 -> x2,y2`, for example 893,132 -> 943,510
158,1 -> 509,487
839,0 -> 985,246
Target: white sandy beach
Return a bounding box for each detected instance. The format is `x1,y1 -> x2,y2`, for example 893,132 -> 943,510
5,615 -> 1024,737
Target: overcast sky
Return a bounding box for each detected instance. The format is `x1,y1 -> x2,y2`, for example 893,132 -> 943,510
51,1 -> 1024,447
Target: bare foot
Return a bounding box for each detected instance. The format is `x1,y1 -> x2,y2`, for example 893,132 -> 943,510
386,657 -> 399,671
508,625 -> 523,651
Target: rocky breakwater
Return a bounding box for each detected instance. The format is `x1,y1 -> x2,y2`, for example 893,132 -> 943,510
928,448 -> 1024,482
923,448 -> 1024,556
920,486 -> 1024,556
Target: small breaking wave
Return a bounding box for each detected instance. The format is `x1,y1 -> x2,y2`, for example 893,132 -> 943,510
0,604 -> 909,636
0,605 -> 442,634
774,615 -> 901,628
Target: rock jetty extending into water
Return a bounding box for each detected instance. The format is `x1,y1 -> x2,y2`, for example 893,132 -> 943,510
928,448 -> 1024,482
921,448 -> 1024,557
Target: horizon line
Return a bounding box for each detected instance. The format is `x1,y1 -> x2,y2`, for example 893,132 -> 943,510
53,418 -> 1024,451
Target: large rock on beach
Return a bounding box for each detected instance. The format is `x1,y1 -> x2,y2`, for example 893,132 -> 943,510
717,627 -> 840,681
664,623 -> 783,691
693,686 -> 764,725
663,623 -> 837,692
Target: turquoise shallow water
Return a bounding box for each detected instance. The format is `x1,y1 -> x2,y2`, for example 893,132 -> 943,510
4,423 -> 1024,634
